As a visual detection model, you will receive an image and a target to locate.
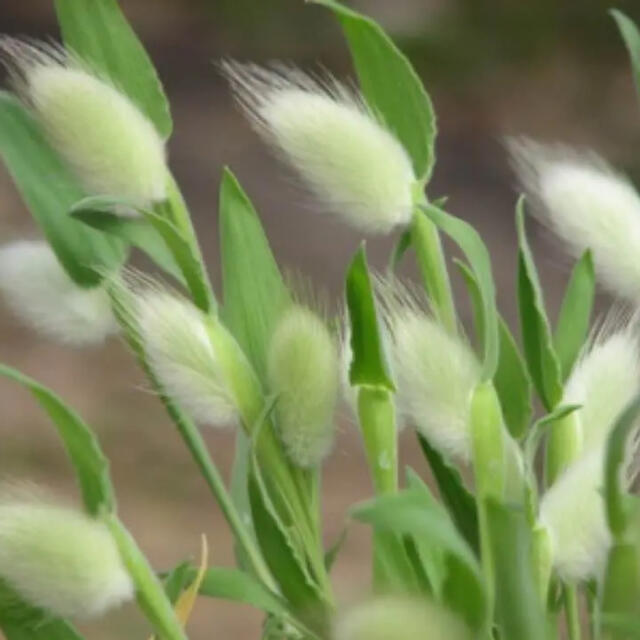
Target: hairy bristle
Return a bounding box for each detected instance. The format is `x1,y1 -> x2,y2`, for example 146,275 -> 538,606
222,60 -> 416,234
509,137 -> 640,301
0,240 -> 117,346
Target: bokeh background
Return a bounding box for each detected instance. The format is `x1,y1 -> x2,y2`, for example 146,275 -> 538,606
1,1 -> 640,637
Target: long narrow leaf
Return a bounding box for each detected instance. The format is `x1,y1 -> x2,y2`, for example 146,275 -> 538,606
0,364 -> 113,515
421,203 -> 499,380
55,0 -> 172,137
312,0 -> 436,180
553,250 -> 594,380
516,197 -> 562,410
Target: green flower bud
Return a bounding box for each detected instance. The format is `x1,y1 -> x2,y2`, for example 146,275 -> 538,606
0,499 -> 133,619
1,38 -> 167,207
267,305 -> 338,468
334,596 -> 471,640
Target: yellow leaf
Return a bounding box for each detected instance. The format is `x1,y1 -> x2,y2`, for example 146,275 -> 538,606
148,534 -> 209,640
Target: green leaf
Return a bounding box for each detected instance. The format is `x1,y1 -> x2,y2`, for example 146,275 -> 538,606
0,580 -> 84,640
0,92 -> 126,286
247,473 -> 328,635
199,568 -> 293,621
55,0 -> 172,138
484,500 -> 548,640
612,10 -> 640,104
313,0 -> 436,180
352,487 -> 487,630
516,197 -> 562,411
495,317 -> 533,439
553,250 -> 594,380
417,434 -> 479,554
604,395 -> 640,538
163,561 -> 194,604
346,246 -> 394,390
70,196 -> 183,284
219,168 -> 291,381
455,258 -> 532,438
324,528 -> 348,572
420,203 -> 499,380
104,515 -> 187,640
601,542 -> 640,636
0,364 -> 113,516
145,208 -> 214,313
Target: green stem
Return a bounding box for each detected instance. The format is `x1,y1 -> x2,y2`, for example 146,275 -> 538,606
356,387 -> 398,495
410,204 -> 456,333
564,585 -> 582,640
470,381 -> 508,617
108,284 -> 275,593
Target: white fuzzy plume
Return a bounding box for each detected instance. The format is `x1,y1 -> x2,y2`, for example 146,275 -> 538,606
135,289 -> 239,427
510,138 -> 640,301
563,319 -> 640,452
222,61 -> 416,234
0,497 -> 133,619
0,240 -> 117,346
539,450 -> 611,582
0,38 -> 167,208
382,283 -> 480,460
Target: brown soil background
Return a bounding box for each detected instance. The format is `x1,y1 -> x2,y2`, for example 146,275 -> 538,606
1,1 -> 640,637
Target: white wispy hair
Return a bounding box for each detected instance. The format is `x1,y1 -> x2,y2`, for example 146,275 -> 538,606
267,305 -> 338,467
380,280 -> 480,460
509,138 -> 640,301
539,450 -> 611,583
562,315 -> 640,453
0,38 -> 167,208
134,287 -> 239,427
0,496 -> 133,619
222,61 -> 416,234
335,596 -> 471,640
0,240 -> 117,345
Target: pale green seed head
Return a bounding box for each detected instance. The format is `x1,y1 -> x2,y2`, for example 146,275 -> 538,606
334,596 -> 472,640
563,323 -> 640,453
136,289 -> 239,427
388,305 -> 480,461
0,240 -> 117,345
0,500 -> 133,619
267,305 -> 339,467
510,139 -> 640,301
1,38 -> 167,207
539,450 -> 610,583
223,61 -> 415,235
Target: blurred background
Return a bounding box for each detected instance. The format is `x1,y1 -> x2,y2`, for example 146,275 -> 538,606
1,0 -> 640,637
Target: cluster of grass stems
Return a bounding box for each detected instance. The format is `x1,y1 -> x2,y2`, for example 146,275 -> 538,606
1,2 -> 640,639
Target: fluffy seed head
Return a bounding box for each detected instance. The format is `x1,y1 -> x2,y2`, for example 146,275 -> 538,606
0,240 -> 117,345
0,498 -> 133,619
334,596 -> 471,640
222,61 -> 416,234
510,138 -> 640,300
267,305 -> 339,467
563,320 -> 640,453
383,284 -> 480,460
135,289 -> 239,427
539,451 -> 611,582
1,38 -> 167,207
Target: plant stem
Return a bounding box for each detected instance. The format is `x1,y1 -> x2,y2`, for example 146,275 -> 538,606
108,284 -> 276,593
356,387 -> 398,495
564,585 -> 582,640
410,204 -> 456,333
